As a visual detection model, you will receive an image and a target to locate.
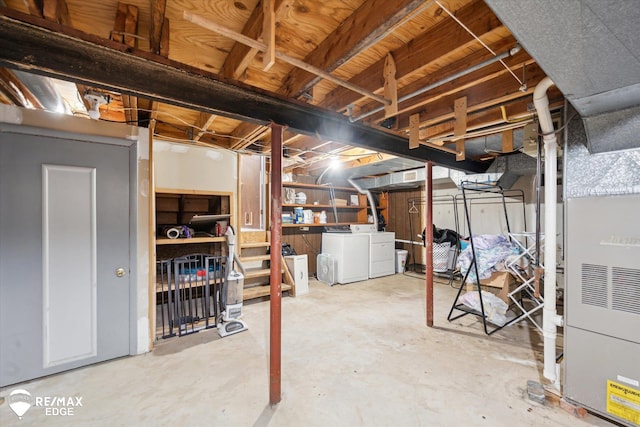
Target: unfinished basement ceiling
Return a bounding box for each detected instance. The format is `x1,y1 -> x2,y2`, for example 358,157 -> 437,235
0,0 -> 565,176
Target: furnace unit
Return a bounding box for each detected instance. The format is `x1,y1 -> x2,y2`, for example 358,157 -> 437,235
564,194 -> 640,427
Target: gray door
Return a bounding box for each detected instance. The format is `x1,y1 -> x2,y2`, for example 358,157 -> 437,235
0,132 -> 131,386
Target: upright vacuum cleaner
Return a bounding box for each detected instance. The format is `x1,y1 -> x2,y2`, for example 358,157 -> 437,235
217,226 -> 248,338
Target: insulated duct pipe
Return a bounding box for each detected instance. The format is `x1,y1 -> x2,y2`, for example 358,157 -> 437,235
350,45 -> 521,123
533,77 -> 564,387
348,178 -> 378,230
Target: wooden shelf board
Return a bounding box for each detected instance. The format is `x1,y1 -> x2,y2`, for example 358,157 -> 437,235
156,237 -> 225,245
282,204 -> 361,209
282,182 -> 354,191
282,222 -> 371,228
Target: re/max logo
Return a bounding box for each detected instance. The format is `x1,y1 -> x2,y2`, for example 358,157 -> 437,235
34,396 -> 83,407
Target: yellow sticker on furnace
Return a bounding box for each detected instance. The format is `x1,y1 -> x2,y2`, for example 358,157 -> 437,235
607,380 -> 640,426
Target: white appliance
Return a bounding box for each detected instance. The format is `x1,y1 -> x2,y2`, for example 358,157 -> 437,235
284,254 -> 309,295
349,225 -> 396,279
321,233 -> 369,284
317,253 -> 337,285
367,232 -> 396,278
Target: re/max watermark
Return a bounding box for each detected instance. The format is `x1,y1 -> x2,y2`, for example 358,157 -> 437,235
7,389 -> 83,419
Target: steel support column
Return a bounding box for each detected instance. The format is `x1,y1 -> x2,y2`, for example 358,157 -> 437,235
425,161 -> 434,327
269,123 -> 284,405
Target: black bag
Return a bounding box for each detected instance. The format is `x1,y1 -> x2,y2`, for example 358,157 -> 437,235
281,243 -> 297,256
266,244 -> 297,266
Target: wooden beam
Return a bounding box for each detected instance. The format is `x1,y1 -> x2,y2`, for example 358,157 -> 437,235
280,0 -> 426,98
321,0 -> 502,111
193,112 -> 217,142
383,53 -> 398,119
24,0 -> 43,17
184,11 -> 389,106
454,96 -> 467,161
111,2 -> 139,124
150,0 -> 167,55
395,63 -> 548,130
262,0 -> 275,71
502,129 -> 514,153
409,113 -> 420,149
43,0 -> 71,26
221,0 -> 290,79
358,36 -> 522,123
0,9 -> 488,172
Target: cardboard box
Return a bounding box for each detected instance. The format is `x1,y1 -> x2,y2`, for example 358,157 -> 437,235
334,198 -> 348,206
466,271 -> 518,303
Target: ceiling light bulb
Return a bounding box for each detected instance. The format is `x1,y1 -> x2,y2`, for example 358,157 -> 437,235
83,92 -> 108,120
88,106 -> 101,120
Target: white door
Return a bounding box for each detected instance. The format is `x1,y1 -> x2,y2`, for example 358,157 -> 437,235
0,132 -> 131,386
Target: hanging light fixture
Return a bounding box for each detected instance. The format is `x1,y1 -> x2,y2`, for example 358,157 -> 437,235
83,90 -> 110,120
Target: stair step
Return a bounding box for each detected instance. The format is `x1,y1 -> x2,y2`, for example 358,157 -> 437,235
244,268 -> 282,279
240,254 -> 271,263
243,283 -> 292,301
241,242 -> 271,249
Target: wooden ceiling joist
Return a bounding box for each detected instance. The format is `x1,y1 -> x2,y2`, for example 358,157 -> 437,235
220,0 -> 291,80
357,36 -> 521,123
184,11 -> 389,106
279,0 -> 427,99
321,0 -> 502,112
111,2 -> 139,125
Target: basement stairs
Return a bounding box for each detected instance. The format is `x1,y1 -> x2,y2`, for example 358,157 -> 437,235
239,231 -> 295,300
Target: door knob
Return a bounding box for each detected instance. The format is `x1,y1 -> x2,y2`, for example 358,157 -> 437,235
115,268 -> 126,278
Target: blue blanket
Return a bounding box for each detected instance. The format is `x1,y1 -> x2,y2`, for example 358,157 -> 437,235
457,234 -> 522,283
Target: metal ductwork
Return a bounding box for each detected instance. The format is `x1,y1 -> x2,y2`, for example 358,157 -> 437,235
354,166 -> 465,190
485,153 -> 540,189
485,0 -> 640,154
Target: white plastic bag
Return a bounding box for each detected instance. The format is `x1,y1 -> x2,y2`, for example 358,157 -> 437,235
458,290 -> 509,326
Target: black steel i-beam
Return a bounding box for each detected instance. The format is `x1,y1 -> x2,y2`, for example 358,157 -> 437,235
0,9 -> 488,173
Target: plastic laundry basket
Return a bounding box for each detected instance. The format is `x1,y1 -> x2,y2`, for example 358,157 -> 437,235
432,242 -> 451,272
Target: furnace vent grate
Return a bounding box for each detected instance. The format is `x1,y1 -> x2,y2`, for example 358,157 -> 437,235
581,263 -> 608,308
612,266 -> 640,316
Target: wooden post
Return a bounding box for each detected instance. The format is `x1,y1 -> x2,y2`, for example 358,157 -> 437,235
425,161 -> 434,327
269,123 -> 284,405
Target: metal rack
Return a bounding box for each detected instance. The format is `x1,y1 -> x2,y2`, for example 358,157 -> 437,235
506,232 -> 545,332
447,182 -> 527,335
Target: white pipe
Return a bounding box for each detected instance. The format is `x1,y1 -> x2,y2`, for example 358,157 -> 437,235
533,77 -> 564,386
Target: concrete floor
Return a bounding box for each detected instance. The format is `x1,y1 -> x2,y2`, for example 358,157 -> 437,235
0,273 -> 616,426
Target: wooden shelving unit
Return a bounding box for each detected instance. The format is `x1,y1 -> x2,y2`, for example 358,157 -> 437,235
156,236 -> 226,245
155,188 -> 233,259
282,181 -> 387,226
